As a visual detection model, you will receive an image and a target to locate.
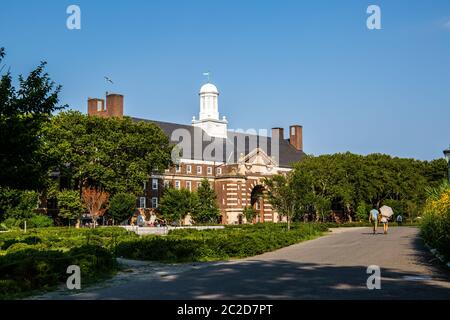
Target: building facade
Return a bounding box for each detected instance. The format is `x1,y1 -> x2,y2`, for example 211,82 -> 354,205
87,82 -> 305,224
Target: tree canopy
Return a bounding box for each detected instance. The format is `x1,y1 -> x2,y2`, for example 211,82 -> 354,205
0,47 -> 65,189
191,179 -> 221,224
41,110 -> 173,195
264,152 -> 447,222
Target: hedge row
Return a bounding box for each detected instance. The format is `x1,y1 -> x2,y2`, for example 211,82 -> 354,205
116,223 -> 329,262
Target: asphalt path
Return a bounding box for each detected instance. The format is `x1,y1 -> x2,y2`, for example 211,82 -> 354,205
36,227 -> 450,300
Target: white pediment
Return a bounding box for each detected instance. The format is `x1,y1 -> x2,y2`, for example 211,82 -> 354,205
237,148 -> 278,174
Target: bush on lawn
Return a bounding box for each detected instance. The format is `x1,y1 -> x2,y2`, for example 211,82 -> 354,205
0,245 -> 116,299
116,223 -> 328,263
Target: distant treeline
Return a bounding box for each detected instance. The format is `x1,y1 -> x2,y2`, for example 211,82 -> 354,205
266,153 -> 447,223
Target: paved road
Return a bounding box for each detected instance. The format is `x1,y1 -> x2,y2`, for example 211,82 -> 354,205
38,227 -> 450,300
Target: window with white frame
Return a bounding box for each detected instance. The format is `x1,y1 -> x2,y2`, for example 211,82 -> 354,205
175,164 -> 181,173
207,167 -> 212,175
164,180 -> 170,189
186,181 -> 192,191
151,197 -> 158,208
175,180 -> 181,190
152,178 -> 158,190
187,165 -> 192,174
217,168 -> 222,175
197,166 -> 202,174
139,197 -> 146,209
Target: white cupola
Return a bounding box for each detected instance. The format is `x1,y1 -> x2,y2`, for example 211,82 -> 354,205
192,81 -> 228,138
199,83 -> 219,120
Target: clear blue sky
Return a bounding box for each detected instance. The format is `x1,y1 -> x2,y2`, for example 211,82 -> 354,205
1,0 -> 449,160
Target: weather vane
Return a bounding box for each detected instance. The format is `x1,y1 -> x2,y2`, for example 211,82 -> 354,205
202,71 -> 211,83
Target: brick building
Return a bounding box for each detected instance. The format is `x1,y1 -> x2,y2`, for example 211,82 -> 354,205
87,82 -> 305,224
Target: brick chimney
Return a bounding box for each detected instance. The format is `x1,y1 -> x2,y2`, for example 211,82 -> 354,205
289,125 -> 303,151
271,127 -> 284,141
88,93 -> 124,118
87,98 -> 106,117
106,93 -> 124,118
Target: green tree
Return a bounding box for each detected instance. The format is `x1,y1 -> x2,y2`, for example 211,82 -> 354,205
191,179 -> 220,224
263,174 -> 299,230
158,188 -> 196,225
57,189 -> 84,227
242,206 -> 257,224
41,111 -> 173,195
0,47 -> 65,190
108,192 -> 136,225
0,187 -> 39,221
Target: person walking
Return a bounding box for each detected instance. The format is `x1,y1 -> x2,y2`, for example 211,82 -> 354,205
396,214 -> 403,226
381,215 -> 389,234
369,208 -> 380,234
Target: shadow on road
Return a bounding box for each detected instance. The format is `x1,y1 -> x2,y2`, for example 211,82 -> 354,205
70,259 -> 450,300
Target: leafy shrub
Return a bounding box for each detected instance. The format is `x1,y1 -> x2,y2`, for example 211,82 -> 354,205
420,182 -> 450,260
0,245 -> 116,299
108,193 -> 136,224
24,215 -> 53,228
116,223 -> 328,262
0,188 -> 39,221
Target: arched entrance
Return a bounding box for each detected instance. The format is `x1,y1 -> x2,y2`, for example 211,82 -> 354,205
250,185 -> 265,223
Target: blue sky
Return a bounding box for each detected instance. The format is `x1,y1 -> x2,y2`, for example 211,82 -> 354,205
1,0 -> 449,160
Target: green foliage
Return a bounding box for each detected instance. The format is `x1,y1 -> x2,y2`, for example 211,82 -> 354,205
57,189 -> 84,222
0,48 -> 65,190
355,202 -> 370,222
0,226 -> 137,298
116,223 -> 328,263
420,181 -> 450,260
263,174 -> 298,229
191,179 -> 220,224
0,245 -> 116,299
0,187 -> 39,221
158,188 -> 196,224
242,206 -> 257,223
40,111 -> 173,195
25,215 -> 53,228
265,153 -> 447,223
108,192 -> 136,224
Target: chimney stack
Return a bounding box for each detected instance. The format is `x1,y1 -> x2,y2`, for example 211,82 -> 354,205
271,127 -> 284,141
87,98 -> 106,117
106,93 -> 124,118
289,125 -> 303,151
87,93 -> 124,118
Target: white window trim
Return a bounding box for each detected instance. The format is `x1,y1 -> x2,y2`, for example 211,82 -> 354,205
186,181 -> 192,191
175,180 -> 181,190
139,197 -> 146,209
175,165 -> 181,173
197,166 -> 202,174
187,165 -> 192,174
207,167 -> 212,175
152,197 -> 158,208
152,178 -> 158,190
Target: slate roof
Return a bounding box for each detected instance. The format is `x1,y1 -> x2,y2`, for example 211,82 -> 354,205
132,117 -> 305,168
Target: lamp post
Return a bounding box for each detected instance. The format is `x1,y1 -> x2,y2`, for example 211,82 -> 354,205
444,146 -> 450,184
